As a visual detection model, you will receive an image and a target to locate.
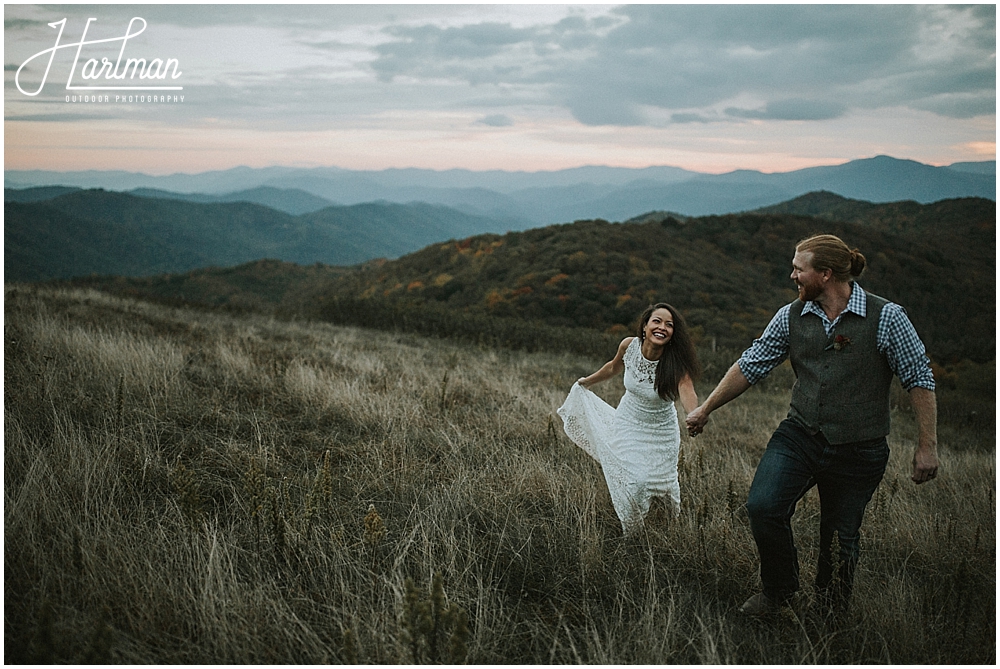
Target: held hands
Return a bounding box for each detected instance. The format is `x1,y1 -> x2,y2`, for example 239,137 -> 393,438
685,404 -> 709,437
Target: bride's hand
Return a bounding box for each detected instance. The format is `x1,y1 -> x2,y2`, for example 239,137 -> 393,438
686,405 -> 709,437
577,377 -> 589,388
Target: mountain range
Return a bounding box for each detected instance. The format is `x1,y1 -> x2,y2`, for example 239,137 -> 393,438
7,152 -> 996,286
6,155 -> 994,225
4,189 -> 510,282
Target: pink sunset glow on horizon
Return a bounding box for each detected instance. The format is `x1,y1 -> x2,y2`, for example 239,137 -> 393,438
4,4 -> 995,177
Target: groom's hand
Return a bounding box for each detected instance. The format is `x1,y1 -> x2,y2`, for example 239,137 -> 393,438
910,443 -> 939,484
686,405 -> 709,437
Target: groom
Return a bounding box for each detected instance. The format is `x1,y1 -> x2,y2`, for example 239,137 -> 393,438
685,234 -> 938,617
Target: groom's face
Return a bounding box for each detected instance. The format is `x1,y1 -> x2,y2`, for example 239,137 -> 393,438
791,251 -> 826,302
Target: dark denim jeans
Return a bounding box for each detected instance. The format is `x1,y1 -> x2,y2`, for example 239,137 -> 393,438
746,419 -> 889,606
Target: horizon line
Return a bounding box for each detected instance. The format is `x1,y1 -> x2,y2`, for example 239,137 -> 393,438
5,154 -> 995,181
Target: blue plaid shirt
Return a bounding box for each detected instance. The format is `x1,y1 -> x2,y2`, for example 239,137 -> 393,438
738,283 -> 935,391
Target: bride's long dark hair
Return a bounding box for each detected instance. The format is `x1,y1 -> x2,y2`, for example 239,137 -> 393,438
636,302 -> 701,401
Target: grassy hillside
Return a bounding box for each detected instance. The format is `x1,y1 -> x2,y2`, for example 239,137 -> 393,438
5,286 -> 994,664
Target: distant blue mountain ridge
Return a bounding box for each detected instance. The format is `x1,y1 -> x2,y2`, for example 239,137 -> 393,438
4,155 -> 994,224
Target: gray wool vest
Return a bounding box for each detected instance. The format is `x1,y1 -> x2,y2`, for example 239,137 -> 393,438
787,290 -> 894,444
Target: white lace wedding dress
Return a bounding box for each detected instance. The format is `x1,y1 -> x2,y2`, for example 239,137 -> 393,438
557,337 -> 682,534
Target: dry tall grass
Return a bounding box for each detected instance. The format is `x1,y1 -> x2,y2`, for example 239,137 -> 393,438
4,285 -> 994,663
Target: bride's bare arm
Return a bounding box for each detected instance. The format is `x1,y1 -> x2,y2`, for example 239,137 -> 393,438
677,374 -> 698,415
578,338 -> 631,388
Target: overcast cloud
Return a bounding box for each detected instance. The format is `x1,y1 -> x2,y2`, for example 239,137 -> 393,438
3,4 -> 995,174
368,5 -> 995,124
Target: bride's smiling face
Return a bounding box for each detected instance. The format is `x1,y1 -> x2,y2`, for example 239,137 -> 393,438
642,308 -> 674,347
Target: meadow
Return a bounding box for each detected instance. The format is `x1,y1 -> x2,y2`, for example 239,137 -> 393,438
4,285 -> 994,664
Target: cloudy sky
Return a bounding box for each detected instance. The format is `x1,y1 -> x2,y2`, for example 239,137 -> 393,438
4,3 -> 996,175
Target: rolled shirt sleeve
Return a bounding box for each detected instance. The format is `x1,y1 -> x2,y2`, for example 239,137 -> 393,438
737,304 -> 792,385
877,303 -> 936,392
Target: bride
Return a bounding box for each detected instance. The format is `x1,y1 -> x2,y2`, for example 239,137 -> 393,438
558,303 -> 700,534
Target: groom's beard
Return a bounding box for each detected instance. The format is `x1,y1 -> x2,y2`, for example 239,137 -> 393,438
798,282 -> 822,302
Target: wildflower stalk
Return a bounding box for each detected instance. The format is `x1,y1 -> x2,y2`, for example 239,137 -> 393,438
439,370 -> 449,412
401,572 -> 469,664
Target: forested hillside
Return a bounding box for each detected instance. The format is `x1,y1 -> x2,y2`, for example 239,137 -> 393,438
4,189 -> 515,281
128,186 -> 338,215
298,197 -> 993,363
63,195 -> 994,366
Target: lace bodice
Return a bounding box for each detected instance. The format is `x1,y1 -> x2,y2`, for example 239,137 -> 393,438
622,337 -> 667,404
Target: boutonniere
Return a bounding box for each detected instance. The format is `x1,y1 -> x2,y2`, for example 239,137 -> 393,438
825,334 -> 852,351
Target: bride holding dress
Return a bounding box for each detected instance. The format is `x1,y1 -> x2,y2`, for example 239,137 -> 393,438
558,303 -> 700,534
